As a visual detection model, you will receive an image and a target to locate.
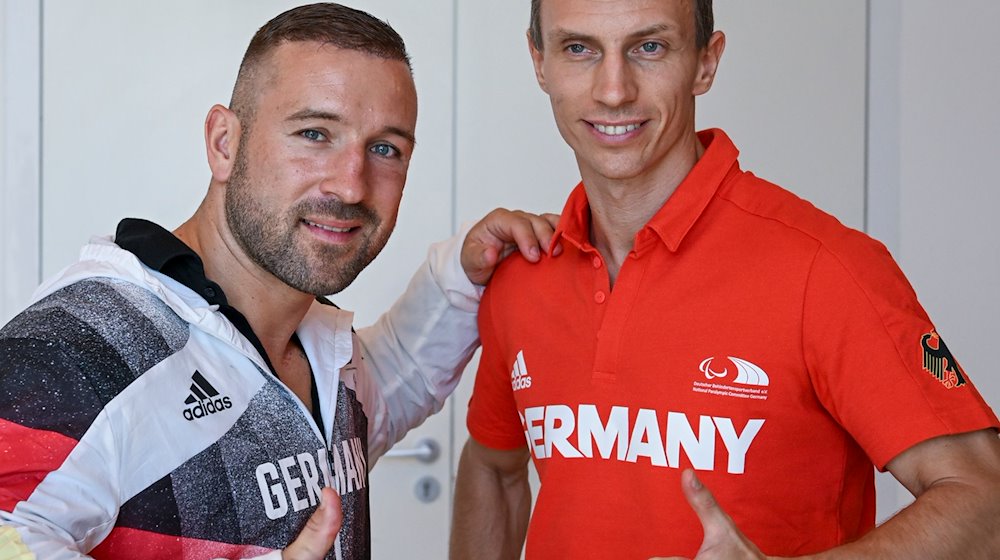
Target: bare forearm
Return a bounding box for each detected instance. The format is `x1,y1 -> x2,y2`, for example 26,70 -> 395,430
809,431 -> 1000,560
450,443 -> 531,560
808,479 -> 1000,560
659,432 -> 1000,560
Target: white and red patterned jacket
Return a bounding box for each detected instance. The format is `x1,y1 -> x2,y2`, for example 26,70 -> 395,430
0,219 -> 480,559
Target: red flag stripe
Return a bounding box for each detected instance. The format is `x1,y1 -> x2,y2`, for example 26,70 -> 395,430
0,418 -> 77,512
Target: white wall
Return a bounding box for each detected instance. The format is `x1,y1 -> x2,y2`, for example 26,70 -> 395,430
896,0 -> 1000,397
40,1 -> 299,278
866,0 -> 1000,519
702,0 -> 868,230
1,5 -> 5,186
896,1 -> 1000,431
0,0 -> 41,325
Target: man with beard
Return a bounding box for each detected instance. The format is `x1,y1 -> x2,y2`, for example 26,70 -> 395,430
0,4 -> 555,560
452,0 -> 1000,559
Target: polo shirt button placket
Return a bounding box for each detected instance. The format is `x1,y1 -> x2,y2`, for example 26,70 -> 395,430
590,254 -> 608,304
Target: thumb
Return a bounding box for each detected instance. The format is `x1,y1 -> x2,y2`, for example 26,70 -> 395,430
679,469 -> 765,559
680,469 -> 734,543
461,238 -> 501,285
283,487 -> 342,560
477,242 -> 501,271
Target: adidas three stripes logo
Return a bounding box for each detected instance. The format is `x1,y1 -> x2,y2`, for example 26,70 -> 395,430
183,370 -> 233,421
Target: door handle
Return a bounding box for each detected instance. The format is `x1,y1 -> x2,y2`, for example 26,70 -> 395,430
383,438 -> 440,463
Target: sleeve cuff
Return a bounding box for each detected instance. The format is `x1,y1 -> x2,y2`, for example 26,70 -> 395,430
426,221 -> 484,313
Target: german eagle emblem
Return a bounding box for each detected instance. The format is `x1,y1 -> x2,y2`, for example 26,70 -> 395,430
921,331 -> 966,388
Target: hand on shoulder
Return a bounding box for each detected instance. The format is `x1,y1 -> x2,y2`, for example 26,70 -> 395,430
461,209 -> 561,285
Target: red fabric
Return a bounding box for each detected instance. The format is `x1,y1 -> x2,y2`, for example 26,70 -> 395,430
467,129 -> 999,559
90,526 -> 274,559
0,419 -> 76,512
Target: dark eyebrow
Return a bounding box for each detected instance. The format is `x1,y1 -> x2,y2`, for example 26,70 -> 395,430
287,109 -> 343,123
286,108 -> 415,146
549,27 -> 595,45
549,23 -> 678,45
626,24 -> 677,40
384,126 -> 416,146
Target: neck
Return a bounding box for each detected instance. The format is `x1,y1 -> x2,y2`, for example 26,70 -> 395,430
583,132 -> 705,285
174,190 -> 314,361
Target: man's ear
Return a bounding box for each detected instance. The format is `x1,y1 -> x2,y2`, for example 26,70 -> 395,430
527,30 -> 549,93
693,30 -> 726,96
204,104 -> 242,183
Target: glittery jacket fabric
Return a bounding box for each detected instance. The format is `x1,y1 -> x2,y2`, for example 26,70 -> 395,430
0,230 -> 481,559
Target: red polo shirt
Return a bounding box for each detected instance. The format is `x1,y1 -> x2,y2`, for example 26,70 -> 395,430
467,129 -> 998,558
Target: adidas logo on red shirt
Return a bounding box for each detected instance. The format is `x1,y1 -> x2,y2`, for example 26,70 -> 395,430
510,350 -> 532,391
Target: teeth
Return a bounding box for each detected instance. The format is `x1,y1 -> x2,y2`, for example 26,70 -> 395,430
595,123 -> 640,136
305,220 -> 351,233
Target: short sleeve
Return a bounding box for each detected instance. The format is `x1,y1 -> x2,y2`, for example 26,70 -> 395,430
803,244 -> 998,469
466,285 -> 528,450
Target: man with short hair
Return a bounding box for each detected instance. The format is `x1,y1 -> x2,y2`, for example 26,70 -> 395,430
0,4 -> 554,559
451,0 -> 1000,558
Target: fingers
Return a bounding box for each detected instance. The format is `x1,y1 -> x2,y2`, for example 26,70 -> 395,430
282,487 -> 342,560
540,213 -> 563,256
460,208 -> 561,285
521,212 -> 563,258
494,211 -> 545,263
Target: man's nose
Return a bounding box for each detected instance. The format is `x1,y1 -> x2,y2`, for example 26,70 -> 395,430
319,147 -> 366,204
592,52 -> 638,108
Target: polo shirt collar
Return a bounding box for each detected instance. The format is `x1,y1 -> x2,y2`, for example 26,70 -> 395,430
114,218 -> 229,306
549,128 -> 741,254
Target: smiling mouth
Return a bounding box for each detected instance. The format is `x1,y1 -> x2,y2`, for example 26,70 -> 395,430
303,219 -> 354,233
592,122 -> 644,136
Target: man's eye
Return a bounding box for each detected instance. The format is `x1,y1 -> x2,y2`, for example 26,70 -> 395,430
567,44 -> 587,55
300,129 -> 326,142
639,42 -> 662,54
370,143 -> 399,158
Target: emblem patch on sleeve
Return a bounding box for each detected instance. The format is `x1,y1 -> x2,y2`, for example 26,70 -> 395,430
920,330 -> 966,388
